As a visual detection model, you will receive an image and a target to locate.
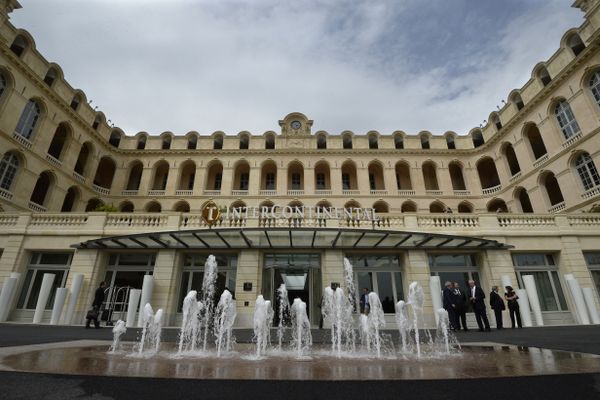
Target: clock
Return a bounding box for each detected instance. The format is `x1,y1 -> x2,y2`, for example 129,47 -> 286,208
291,120 -> 301,130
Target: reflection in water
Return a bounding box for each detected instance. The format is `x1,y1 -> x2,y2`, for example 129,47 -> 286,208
2,343 -> 600,381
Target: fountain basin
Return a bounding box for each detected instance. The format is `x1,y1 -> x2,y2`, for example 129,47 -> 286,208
1,341 -> 599,381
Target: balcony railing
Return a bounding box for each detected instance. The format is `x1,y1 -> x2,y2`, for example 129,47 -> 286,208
45,154 -> 62,168
548,201 -> 566,213
203,190 -> 221,196
121,190 -> 139,196
175,190 -> 194,196
533,153 -> 549,168
453,190 -> 470,196
28,201 -> 47,212
482,184 -> 502,195
370,190 -> 388,196
0,188 -> 13,200
582,186 -> 600,199
342,189 -> 360,196
288,190 -> 304,196
72,172 -> 86,184
562,132 -> 582,149
92,184 -> 110,195
509,172 -> 522,182
425,190 -> 443,196
13,133 -> 32,149
315,189 -> 332,196
397,190 -> 416,196
148,190 -> 166,196
497,215 -> 556,227
259,189 -> 277,196
231,190 -> 248,196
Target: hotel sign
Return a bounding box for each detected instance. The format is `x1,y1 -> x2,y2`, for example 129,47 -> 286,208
200,202 -> 380,225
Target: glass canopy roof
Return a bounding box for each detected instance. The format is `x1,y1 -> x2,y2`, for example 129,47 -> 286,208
72,228 -> 512,251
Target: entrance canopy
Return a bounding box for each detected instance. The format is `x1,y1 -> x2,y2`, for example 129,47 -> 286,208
72,228 -> 512,251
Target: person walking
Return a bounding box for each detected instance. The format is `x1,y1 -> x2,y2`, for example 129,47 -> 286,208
468,280 -> 490,332
86,281 -> 106,329
452,282 -> 468,331
359,287 -> 370,314
489,286 -> 505,329
442,281 -> 457,330
504,286 -> 522,328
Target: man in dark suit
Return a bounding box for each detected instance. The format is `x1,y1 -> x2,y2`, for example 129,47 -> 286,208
86,281 -> 106,329
468,280 -> 490,332
452,282 -> 468,331
359,287 -> 370,314
489,285 -> 506,329
442,281 -> 457,330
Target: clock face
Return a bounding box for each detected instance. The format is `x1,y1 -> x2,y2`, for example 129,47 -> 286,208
291,120 -> 302,130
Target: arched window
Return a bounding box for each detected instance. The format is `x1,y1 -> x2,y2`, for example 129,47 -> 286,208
30,171 -> 53,207
10,35 -> 28,57
125,161 -> 144,191
422,161 -> 439,191
395,161 -> 412,190
178,160 -> 196,191
472,130 -> 484,148
457,202 -> 473,213
555,100 -> 581,139
567,33 -> 585,56
161,135 -> 172,150
109,131 -> 121,148
240,134 -> 249,150
514,187 -> 534,213
119,201 -> 134,212
368,133 -> 378,149
47,123 -> 70,161
261,160 -> 277,191
70,94 -> 82,110
491,113 -> 502,130
0,73 -> 7,99
15,100 -> 41,140
265,133 -> 275,150
74,142 -> 92,176
174,201 -> 190,213
575,153 -> 600,191
401,201 -> 417,212
92,115 -> 102,130
446,135 -> 455,149
541,171 -> 565,207
187,134 -> 197,150
233,161 -> 250,191
502,143 -> 521,177
85,198 -> 103,212
420,134 -> 430,150
0,152 -> 19,191
61,186 -> 79,212
476,157 -> 501,190
137,135 -> 146,150
93,157 -> 116,190
342,133 -> 352,149
145,201 -> 162,213
487,198 -> 508,213
394,134 -> 404,149
429,201 -> 446,213
448,161 -> 466,191
213,134 -> 223,150
511,92 -> 525,111
43,68 -> 57,87
317,134 -> 327,149
589,71 -> 600,108
151,161 -> 170,191
537,66 -> 551,86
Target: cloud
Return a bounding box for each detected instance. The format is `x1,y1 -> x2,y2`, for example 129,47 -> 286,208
11,0 -> 582,136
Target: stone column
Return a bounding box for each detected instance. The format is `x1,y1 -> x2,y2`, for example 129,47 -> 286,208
235,249 -> 261,328
65,249 -> 106,325
150,249 -> 178,326
405,250 -> 435,327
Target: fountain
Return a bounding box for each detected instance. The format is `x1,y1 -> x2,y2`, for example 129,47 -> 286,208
253,295 -> 273,358
136,303 -> 163,354
290,298 -> 312,358
435,308 -> 450,354
276,284 -> 289,350
322,286 -> 355,357
177,290 -> 198,353
342,257 -> 356,312
214,289 -> 236,357
200,255 -> 219,351
394,300 -> 410,354
407,281 -> 425,358
365,292 -> 386,358
109,320 -> 126,353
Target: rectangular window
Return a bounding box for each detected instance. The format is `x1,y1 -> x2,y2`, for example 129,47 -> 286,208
17,252 -> 72,310
316,173 -> 326,189
584,252 -> 600,297
429,253 -> 480,313
512,253 -> 567,312
214,173 -> 222,190
342,174 -> 351,190
265,173 -> 275,190
178,253 -> 238,312
187,172 -> 195,190
346,254 -> 403,314
291,173 -> 301,189
369,174 -> 376,190
239,173 -> 249,190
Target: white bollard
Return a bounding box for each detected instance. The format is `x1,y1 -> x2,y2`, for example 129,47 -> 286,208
522,275 -> 544,326
63,273 -> 84,325
429,276 -> 443,325
127,289 -> 142,328
0,277 -> 18,322
137,275 -> 154,327
565,275 -> 590,325
33,273 -> 56,324
50,288 -> 69,325
515,289 -> 533,327
582,287 -> 600,324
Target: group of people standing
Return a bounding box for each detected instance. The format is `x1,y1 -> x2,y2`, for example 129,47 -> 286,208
443,280 -> 523,332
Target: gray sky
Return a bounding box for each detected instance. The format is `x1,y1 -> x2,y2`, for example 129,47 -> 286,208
12,0 -> 583,136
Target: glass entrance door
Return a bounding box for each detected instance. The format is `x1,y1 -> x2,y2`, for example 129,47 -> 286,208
263,253 -> 321,326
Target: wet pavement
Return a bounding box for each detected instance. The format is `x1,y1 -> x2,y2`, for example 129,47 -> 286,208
1,342 -> 599,381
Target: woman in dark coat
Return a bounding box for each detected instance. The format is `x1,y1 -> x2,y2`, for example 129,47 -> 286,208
504,286 -> 522,328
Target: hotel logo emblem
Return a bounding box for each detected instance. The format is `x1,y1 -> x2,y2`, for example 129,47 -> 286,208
201,200 -> 221,227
